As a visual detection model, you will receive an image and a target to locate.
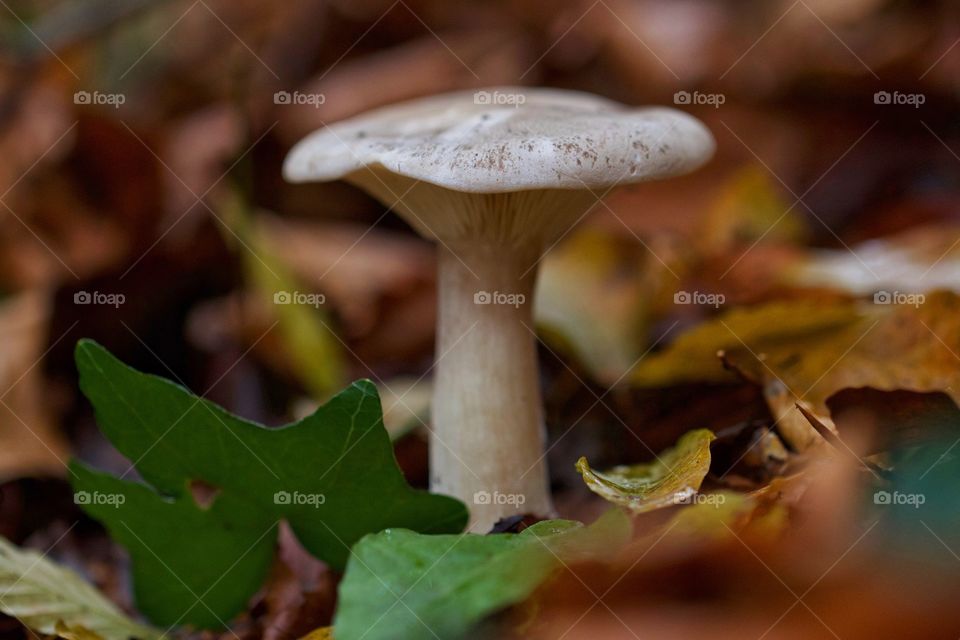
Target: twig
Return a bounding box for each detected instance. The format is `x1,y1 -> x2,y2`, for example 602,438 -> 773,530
796,403 -> 891,479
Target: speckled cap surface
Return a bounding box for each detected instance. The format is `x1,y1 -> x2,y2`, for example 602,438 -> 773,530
283,87 -> 715,194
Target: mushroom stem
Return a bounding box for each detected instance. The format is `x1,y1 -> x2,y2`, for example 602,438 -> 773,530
432,241 -> 554,531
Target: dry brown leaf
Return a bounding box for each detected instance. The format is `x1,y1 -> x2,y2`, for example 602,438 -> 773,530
256,214 -> 435,339
0,290 -> 67,480
724,290 -> 960,449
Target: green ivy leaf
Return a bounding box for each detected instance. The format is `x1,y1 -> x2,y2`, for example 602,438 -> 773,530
70,340 -> 467,629
333,510 -> 631,640
576,429 -> 715,513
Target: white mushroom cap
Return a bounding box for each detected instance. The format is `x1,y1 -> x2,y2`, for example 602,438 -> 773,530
280,87 -> 716,529
283,87 -> 714,194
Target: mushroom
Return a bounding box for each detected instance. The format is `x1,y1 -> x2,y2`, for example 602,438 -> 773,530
283,87 -> 714,530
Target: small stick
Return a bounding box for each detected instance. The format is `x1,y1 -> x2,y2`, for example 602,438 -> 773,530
796,403 -> 890,479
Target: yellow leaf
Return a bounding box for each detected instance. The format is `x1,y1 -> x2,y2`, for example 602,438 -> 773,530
631,299 -> 861,386
724,290 -> 960,449
220,190 -> 346,400
536,229 -> 666,384
701,165 -> 807,253
0,537 -> 160,640
54,621 -> 106,640
576,429 -> 715,513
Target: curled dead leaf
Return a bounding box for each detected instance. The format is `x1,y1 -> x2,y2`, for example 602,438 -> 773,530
576,429 -> 715,513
